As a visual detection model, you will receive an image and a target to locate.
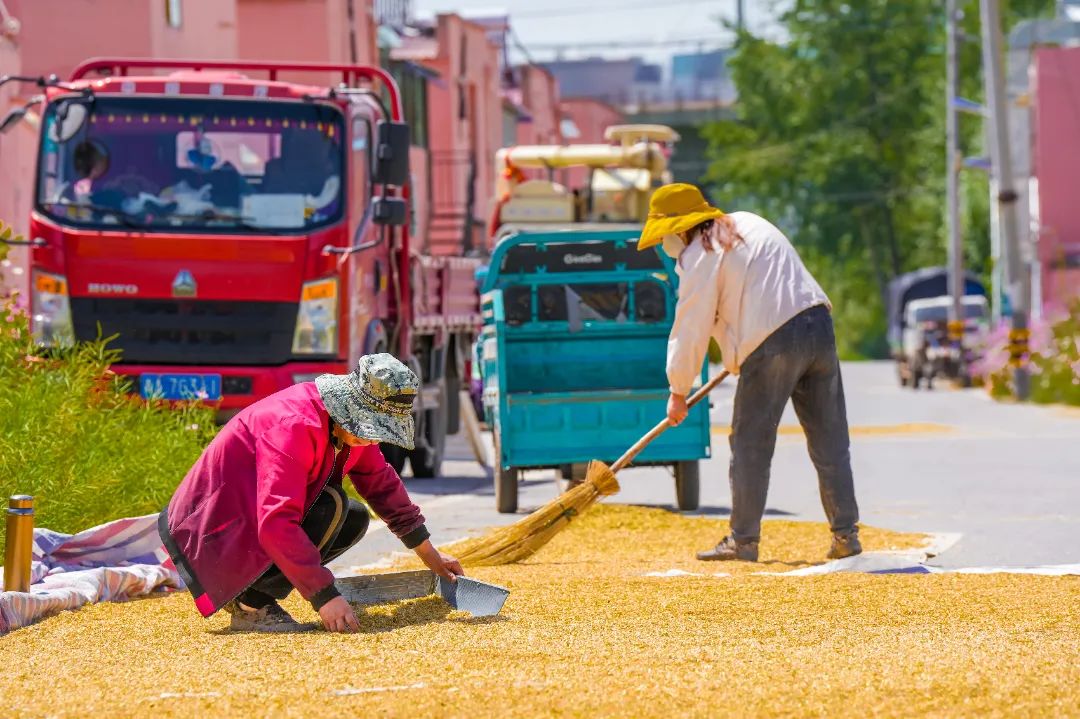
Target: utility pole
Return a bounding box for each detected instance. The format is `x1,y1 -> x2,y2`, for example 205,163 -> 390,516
980,0 -> 1031,399
736,0 -> 745,33
946,0 -> 966,381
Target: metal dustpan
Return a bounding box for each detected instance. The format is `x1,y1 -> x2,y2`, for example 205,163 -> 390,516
437,576 -> 510,617
335,570 -> 510,617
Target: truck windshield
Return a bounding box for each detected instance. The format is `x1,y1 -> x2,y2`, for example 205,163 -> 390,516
913,302 -> 987,323
36,96 -> 345,233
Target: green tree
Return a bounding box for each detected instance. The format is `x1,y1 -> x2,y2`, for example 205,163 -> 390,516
704,0 -> 1056,357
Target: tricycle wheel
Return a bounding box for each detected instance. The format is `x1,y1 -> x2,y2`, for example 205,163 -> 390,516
674,461 -> 700,511
494,436 -> 519,514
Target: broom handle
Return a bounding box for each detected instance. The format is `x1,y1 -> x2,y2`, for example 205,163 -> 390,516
610,371 -> 730,473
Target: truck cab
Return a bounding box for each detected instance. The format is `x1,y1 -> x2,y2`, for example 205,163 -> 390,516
19,59 -> 478,476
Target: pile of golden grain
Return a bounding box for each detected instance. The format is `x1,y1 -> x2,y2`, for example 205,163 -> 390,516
3,505 -> 1078,718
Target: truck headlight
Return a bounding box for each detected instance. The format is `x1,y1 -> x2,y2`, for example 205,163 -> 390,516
31,271 -> 74,347
292,277 -> 338,355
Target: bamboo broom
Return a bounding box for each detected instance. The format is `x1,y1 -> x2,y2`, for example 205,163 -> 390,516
454,371 -> 731,566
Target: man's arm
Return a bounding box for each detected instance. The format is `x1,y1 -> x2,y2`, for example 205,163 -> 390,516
667,243 -> 723,401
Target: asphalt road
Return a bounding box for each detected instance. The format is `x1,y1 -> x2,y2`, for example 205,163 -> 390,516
332,361 -> 1080,573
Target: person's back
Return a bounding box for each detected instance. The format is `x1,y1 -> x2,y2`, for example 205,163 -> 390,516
714,211 -> 830,372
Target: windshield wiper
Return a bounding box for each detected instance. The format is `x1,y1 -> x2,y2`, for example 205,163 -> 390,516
46,200 -> 143,228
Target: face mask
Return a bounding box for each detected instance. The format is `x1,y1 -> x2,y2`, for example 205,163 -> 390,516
661,234 -> 686,259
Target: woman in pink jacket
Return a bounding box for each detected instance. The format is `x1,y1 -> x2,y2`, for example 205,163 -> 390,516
159,353 -> 463,633
638,184 -> 861,563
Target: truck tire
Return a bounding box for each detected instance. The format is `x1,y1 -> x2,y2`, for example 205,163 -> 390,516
381,443 -> 407,475
494,436 -> 519,514
409,378 -> 447,478
445,371 -> 461,436
556,463 -> 588,494
674,461 -> 700,511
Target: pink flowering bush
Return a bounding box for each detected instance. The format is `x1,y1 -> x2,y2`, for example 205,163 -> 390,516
973,300 -> 1080,406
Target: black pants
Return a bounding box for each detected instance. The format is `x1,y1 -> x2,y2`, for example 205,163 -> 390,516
237,485 -> 369,609
729,304 -> 860,542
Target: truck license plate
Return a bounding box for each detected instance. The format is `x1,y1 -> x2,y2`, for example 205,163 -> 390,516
139,373 -> 222,401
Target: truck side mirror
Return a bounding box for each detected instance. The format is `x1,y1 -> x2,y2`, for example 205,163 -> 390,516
0,106 -> 28,133
372,121 -> 410,187
372,196 -> 407,226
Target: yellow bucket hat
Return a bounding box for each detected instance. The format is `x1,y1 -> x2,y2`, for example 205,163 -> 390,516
637,183 -> 725,250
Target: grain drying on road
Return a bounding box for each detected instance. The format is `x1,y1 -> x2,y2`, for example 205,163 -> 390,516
5,504 -> 1078,718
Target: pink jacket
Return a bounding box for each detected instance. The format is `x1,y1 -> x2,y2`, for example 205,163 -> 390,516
158,382 -> 426,617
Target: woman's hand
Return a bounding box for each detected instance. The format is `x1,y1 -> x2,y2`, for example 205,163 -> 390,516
413,539 -> 465,583
667,393 -> 689,426
319,596 -> 360,633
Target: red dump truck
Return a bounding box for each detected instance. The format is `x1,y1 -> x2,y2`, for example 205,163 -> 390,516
15,58 -> 480,476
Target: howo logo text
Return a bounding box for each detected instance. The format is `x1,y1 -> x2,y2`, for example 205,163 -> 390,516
562,253 -> 603,265
87,283 -> 139,295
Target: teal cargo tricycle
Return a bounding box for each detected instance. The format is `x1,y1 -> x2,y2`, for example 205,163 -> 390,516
478,228 -> 712,513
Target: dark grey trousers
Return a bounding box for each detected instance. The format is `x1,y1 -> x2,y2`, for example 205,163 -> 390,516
238,484 -> 369,608
728,304 -> 859,542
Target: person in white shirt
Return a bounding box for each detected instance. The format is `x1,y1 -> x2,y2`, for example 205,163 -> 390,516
637,183 -> 861,562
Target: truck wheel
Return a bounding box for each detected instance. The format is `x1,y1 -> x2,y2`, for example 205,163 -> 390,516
556,463 -> 588,494
381,443 -> 407,475
674,461 -> 700,511
445,371 -> 461,436
494,436 -> 519,514
409,379 -> 447,478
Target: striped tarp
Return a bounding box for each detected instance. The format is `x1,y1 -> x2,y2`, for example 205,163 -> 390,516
0,514 -> 182,635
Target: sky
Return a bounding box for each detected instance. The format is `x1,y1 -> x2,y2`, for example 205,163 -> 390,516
411,0 -> 790,66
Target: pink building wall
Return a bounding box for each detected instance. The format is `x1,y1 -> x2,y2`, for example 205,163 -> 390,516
515,65 -> 562,147
237,0 -> 378,83
403,14 -> 501,252
1033,47 -> 1080,312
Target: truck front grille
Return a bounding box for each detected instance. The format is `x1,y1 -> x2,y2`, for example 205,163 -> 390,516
70,298 -> 299,365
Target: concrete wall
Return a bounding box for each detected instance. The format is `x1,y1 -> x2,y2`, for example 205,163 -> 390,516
1033,47 -> 1080,311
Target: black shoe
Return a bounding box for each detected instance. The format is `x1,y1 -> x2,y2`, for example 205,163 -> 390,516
827,530 -> 863,560
696,535 -> 759,562
224,600 -> 316,633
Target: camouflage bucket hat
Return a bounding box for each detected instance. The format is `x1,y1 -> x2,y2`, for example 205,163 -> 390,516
315,353 -> 418,450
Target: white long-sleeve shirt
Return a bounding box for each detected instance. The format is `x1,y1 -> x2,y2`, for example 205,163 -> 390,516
666,211 -> 831,395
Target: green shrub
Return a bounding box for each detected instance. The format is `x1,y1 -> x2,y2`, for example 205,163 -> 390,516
0,294 -> 218,534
